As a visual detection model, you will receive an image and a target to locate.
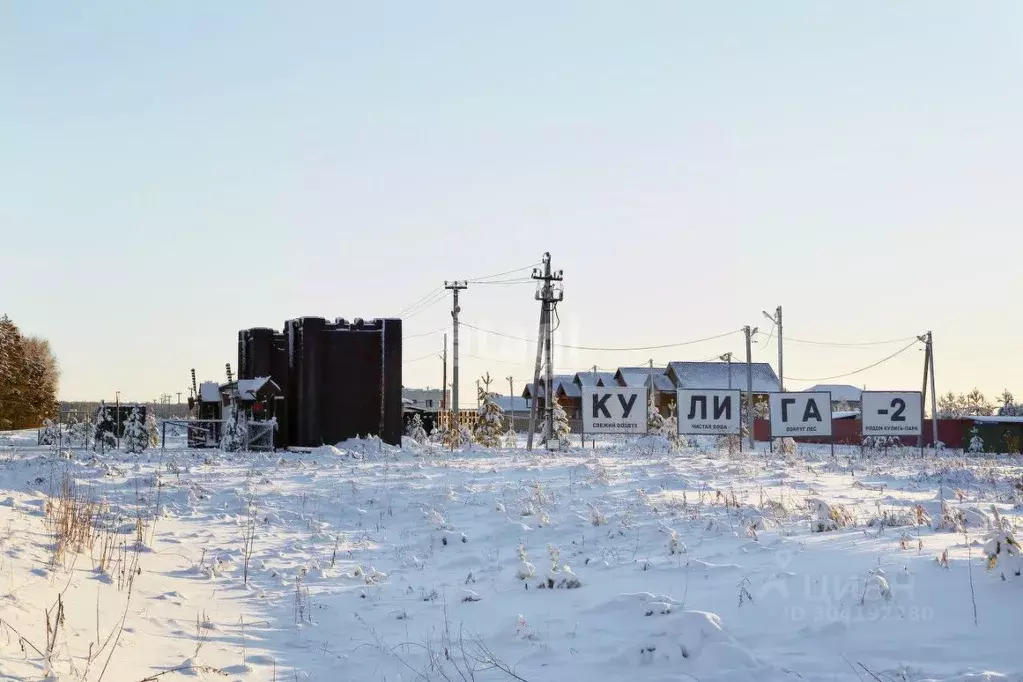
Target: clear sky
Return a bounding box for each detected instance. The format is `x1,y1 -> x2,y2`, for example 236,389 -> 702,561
2,2 -> 1021,405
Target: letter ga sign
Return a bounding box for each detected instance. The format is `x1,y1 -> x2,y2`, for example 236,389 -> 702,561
582,387 -> 648,435
769,392 -> 833,437
678,389 -> 741,435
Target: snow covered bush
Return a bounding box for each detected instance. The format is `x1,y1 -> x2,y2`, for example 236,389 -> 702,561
93,405 -> 115,451
39,418 -> 59,446
405,413 -> 428,444
809,498 -> 853,532
984,508 -> 1022,579
647,393 -> 665,433
221,404 -> 248,452
968,427 -> 985,454
777,437 -> 796,456
146,409 -> 159,447
123,407 -> 149,453
473,376 -> 505,447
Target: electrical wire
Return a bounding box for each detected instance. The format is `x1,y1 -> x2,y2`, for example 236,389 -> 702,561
785,335 -> 918,348
403,350 -> 440,365
461,322 -> 741,352
403,292 -> 448,320
466,263 -> 540,283
466,278 -> 534,286
404,326 -> 446,339
396,287 -> 442,317
785,339 -> 920,382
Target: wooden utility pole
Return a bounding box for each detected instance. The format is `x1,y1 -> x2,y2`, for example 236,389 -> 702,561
743,325 -> 758,451
441,333 -> 448,411
527,252 -> 563,450
444,282 -> 467,431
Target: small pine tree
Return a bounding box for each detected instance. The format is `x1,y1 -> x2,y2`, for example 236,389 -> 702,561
406,413 -> 428,443
123,407 -> 149,453
541,395 -> 571,447
221,403 -> 248,452
968,426 -> 985,454
647,393 -> 666,433
39,418 -> 59,446
473,374 -> 505,447
93,404 -> 115,451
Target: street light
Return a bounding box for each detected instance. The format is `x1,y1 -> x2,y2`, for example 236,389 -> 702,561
719,352 -> 733,389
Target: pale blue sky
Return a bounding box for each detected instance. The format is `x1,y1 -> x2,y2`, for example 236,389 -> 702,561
2,2 -> 1021,404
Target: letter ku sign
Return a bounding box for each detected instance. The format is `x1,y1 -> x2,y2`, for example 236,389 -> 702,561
678,389 -> 741,435
768,392 -> 833,437
582,388 -> 648,435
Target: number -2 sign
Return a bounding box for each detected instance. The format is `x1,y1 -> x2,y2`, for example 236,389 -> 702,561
861,391 -> 923,436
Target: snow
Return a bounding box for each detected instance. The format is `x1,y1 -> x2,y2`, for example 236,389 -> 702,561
4,428 -> 1023,680
199,381 -> 221,402
236,377 -> 275,401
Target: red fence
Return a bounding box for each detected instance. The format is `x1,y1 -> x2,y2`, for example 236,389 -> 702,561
753,418 -> 972,449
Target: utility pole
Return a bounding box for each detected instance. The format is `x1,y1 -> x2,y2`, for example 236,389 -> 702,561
476,379 -> 481,411
506,376 -> 514,434
918,331 -> 938,448
919,332 -> 930,449
762,306 -> 783,391
441,334 -> 448,411
527,252 -> 564,450
743,326 -> 758,451
720,352 -> 733,390
444,282 -> 467,432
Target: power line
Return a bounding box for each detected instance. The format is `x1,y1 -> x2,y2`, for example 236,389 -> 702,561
404,326 -> 446,339
403,350 -> 440,365
786,339 -> 920,382
462,322 -> 741,352
467,278 -> 534,286
396,287 -> 442,317
466,263 -> 540,283
786,335 -> 918,348
403,292 -> 448,319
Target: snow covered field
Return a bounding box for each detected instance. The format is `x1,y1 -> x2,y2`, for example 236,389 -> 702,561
1,430 -> 1022,681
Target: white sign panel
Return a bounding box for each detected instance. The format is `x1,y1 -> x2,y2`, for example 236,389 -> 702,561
769,392 -> 833,437
678,389 -> 741,435
861,391 -> 922,436
582,388 -> 648,435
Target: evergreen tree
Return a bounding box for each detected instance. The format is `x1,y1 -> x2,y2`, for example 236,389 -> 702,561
968,426 -> 985,454
998,390 -> 1022,417
473,373 -> 505,447
39,418 -> 59,446
647,392 -> 665,433
0,316 -> 59,430
123,407 -> 149,453
540,395 -> 571,446
406,413 -> 428,443
93,404 -> 115,451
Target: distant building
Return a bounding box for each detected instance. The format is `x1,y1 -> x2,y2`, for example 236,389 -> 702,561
667,361 -> 780,395
804,384 -> 862,410
402,387 -> 448,411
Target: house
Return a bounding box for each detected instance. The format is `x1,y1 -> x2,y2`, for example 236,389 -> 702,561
613,366 -> 674,412
573,371 -> 619,389
522,375 -> 580,417
666,361 -> 780,395
494,395 -> 529,431
804,384 -> 862,410
402,387 -> 448,411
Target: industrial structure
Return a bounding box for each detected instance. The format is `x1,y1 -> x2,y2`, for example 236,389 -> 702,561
238,317 -> 402,448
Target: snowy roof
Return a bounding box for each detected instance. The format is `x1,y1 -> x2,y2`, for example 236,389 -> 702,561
236,377 -> 279,401
494,395 -> 529,412
556,381 -> 582,399
574,371 -> 619,388
199,382 -> 221,402
968,415 -> 1023,424
523,375 -> 577,399
615,367 -> 669,389
667,361 -> 780,393
805,384 -> 862,402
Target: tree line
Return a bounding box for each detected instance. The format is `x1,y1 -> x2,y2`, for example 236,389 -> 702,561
937,388 -> 1022,418
0,315 -> 60,430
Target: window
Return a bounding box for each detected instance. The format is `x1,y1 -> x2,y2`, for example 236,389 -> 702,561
426,399 -> 433,407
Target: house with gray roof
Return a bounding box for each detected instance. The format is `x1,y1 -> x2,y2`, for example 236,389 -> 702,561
666,361 -> 780,394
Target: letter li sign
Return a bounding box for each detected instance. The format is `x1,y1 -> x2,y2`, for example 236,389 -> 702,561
769,392 -> 833,437
582,388 -> 648,435
678,389 -> 741,435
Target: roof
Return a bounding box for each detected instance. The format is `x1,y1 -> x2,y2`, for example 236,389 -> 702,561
574,371 -> 619,388
969,415 -> 1023,424
236,377 -> 280,401
522,375 -> 577,399
615,366 -> 669,389
667,361 -> 780,393
199,382 -> 221,402
805,384 -> 862,402
494,395 -> 529,412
